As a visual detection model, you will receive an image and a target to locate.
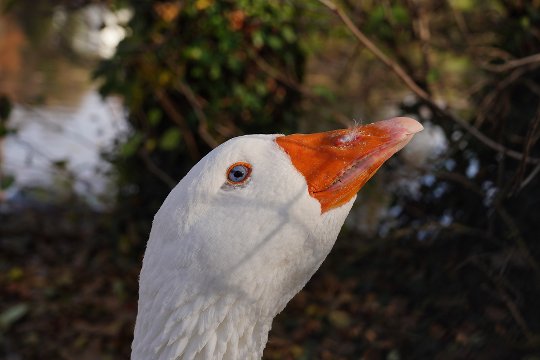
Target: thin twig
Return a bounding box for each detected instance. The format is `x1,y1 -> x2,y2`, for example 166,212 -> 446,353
139,149 -> 176,189
512,106 -> 540,193
415,3 -> 433,89
317,0 -> 540,165
318,0 -> 430,100
435,171 -> 483,195
247,49 -> 314,97
175,82 -> 220,148
448,0 -> 470,42
524,78 -> 540,100
475,260 -> 535,342
337,42 -> 361,83
155,89 -> 200,161
475,66 -> 528,127
436,107 -> 540,164
164,58 -> 221,148
495,201 -> 540,279
483,53 -> 540,72
519,163 -> 540,191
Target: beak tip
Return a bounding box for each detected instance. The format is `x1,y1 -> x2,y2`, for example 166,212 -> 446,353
394,117 -> 424,134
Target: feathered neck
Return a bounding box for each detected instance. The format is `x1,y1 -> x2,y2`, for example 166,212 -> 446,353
132,285 -> 274,360
130,136 -> 357,359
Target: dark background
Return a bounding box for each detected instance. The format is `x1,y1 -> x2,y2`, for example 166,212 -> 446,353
1,0 -> 540,359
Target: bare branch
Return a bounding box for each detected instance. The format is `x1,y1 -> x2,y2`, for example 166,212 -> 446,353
512,106 -> 540,192
139,149 -> 176,189
520,163 -> 540,191
155,89 -> 201,161
495,201 -> 540,278
317,0 -> 430,100
247,49 -> 314,97
175,82 -> 220,148
439,108 -> 540,164
483,53 -> 540,72
318,0 -> 540,165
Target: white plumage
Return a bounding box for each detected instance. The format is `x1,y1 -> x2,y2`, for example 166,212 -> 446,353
132,118 -> 422,360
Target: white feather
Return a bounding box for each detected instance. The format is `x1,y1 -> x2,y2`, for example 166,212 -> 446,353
131,134 -> 355,359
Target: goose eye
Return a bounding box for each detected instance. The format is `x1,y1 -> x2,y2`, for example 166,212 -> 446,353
226,162 -> 252,184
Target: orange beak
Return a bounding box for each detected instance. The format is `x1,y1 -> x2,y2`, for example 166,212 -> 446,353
276,117 -> 423,213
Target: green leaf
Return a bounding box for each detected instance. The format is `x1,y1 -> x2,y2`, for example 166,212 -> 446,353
120,133 -> 143,157
0,174 -> 15,190
449,0 -> 474,11
282,26 -> 296,43
255,82 -> 268,96
0,124 -> 8,137
520,16 -> 530,29
53,160 -> 68,170
267,35 -> 283,49
328,310 -> 351,329
210,64 -> 222,80
368,5 -> 385,27
0,304 -> 29,330
252,30 -> 264,48
312,85 -> 336,102
391,5 -> 409,25
387,349 -> 401,360
427,68 -> 441,84
148,108 -> 162,127
185,46 -> 203,60
160,128 -> 182,150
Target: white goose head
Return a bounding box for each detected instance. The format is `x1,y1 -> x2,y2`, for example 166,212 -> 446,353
132,117 -> 423,360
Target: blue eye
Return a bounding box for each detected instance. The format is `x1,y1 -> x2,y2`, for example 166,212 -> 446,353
227,162 -> 252,184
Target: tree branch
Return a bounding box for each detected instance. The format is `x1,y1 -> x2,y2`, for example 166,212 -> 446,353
138,149 -> 176,189
155,89 -> 201,161
175,82 -> 220,148
318,0 -> 540,165
483,53 -> 540,72
318,0 -> 430,100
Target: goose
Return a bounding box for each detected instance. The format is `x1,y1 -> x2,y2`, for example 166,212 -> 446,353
132,117 -> 423,360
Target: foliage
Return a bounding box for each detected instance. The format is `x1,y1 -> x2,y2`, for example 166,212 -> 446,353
95,0 -> 305,245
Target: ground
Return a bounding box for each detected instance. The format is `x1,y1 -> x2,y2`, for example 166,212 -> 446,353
1,205 -> 536,359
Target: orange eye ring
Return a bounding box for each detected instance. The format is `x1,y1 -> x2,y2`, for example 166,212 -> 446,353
226,162 -> 252,185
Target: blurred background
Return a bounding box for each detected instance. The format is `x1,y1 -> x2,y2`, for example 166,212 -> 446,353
1,0 -> 540,359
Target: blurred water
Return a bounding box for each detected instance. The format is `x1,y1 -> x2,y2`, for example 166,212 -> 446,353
0,2 -> 130,208
3,91 -> 128,204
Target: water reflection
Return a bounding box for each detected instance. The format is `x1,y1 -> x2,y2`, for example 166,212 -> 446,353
66,4 -> 132,59
4,91 -> 127,204
0,2 -> 130,208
